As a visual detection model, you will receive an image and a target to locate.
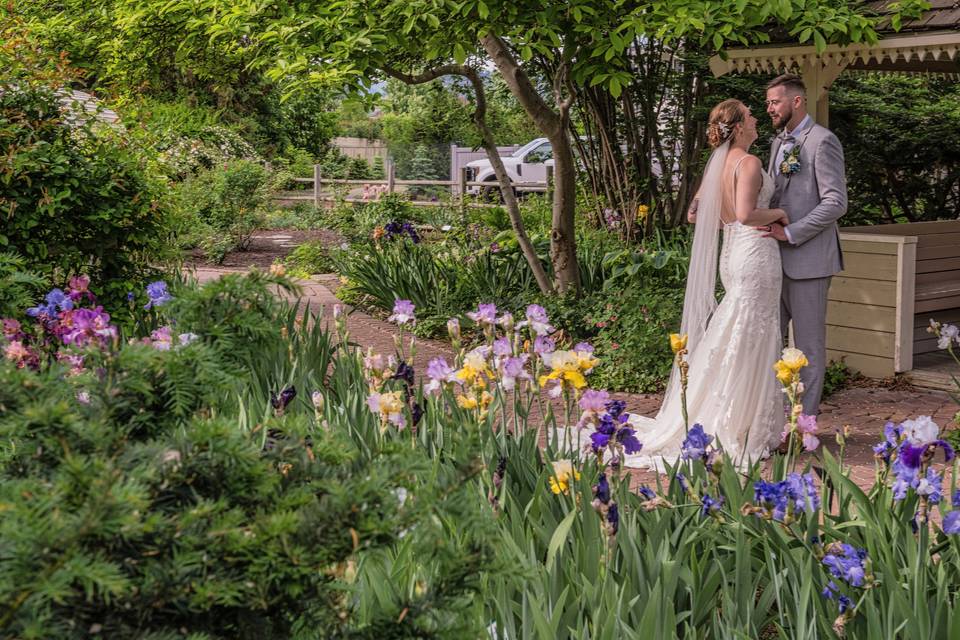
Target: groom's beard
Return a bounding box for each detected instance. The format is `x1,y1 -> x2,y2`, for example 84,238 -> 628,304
772,106 -> 794,130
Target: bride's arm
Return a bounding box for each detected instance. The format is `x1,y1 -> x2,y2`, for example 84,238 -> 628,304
734,156 -> 788,226
687,191 -> 700,223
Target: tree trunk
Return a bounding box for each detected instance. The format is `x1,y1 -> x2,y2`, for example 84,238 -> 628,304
380,63 -> 554,294
480,33 -> 580,294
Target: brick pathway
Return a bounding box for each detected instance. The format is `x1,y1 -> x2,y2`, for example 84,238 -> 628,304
188,265 -> 960,490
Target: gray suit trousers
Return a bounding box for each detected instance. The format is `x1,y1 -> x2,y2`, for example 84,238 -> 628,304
780,275 -> 832,415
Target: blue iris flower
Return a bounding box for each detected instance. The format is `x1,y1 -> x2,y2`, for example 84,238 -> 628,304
681,423 -> 713,460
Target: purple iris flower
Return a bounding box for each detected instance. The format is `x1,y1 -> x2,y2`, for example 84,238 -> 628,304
607,503 -> 619,535
270,385 -> 297,414
681,423 -> 713,460
493,337 -> 512,357
676,472 -> 689,494
27,288 -> 73,317
822,544 -> 867,587
411,401 -> 424,426
60,307 -> 118,346
579,389 -> 610,413
589,416 -> 616,450
573,341 -> 594,353
520,304 -> 554,335
752,473 -> 819,521
144,281 -> 173,309
838,596 -> 852,614
533,335 -> 555,355
391,361 -> 415,387
388,299 -> 416,325
638,485 -> 656,500
701,493 -> 723,517
617,426 -> 642,454
467,302 -> 498,325
605,399 -> 626,419
943,511 -> 960,535
593,474 -> 611,504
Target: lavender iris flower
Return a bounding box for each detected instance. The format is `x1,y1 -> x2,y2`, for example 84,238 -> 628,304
144,281 -> 173,309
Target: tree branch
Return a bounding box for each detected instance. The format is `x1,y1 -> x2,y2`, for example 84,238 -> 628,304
379,62 -> 555,293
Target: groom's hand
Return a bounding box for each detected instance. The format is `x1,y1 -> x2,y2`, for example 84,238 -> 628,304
757,222 -> 788,241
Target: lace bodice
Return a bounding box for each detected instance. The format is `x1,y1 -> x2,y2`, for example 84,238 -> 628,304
756,167 -> 775,209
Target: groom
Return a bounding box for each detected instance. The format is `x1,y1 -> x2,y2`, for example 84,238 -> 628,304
761,73 -> 847,416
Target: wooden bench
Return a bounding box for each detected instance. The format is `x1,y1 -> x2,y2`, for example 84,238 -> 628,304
825,220 -> 960,378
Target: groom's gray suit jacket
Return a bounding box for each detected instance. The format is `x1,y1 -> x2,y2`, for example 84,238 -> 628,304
768,123 -> 847,279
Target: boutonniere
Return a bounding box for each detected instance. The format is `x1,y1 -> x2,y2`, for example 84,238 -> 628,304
779,145 -> 801,176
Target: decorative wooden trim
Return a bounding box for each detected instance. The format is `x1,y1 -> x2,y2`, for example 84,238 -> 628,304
709,31 -> 960,77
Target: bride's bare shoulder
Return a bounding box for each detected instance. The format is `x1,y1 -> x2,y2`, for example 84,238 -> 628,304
734,153 -> 762,178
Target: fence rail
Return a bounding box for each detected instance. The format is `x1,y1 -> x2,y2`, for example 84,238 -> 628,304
280,163 -> 554,209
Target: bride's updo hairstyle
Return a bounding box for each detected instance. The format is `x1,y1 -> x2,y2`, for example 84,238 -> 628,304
706,99 -> 745,148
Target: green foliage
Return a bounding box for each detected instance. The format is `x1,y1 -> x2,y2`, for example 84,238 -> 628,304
175,160 -> 270,263
0,272 -> 497,638
0,83 -> 174,308
831,75 -> 960,224
317,147 -> 381,180
823,358 -> 854,399
584,285 -> 684,392
284,240 -> 338,277
0,252 -> 48,319
0,358 -> 400,638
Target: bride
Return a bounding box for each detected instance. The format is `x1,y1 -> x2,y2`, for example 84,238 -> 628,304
625,99 -> 789,470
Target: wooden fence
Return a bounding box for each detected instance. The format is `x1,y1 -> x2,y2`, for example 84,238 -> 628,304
281,163 -> 554,209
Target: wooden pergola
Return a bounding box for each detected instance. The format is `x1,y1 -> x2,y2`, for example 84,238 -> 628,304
708,0 -> 960,127
706,2 -> 960,385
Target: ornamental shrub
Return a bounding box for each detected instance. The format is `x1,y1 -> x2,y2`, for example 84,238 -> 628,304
0,84 -> 174,308
175,159 -> 269,263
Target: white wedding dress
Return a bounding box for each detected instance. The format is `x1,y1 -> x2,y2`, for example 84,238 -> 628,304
624,154 -> 784,469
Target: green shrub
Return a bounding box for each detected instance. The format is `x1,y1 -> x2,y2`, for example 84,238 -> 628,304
587,285 -> 684,392
0,84 -> 174,308
176,160 -> 269,263
284,240 -> 337,277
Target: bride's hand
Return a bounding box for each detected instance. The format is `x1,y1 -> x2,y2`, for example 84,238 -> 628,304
776,209 -> 789,227
687,199 -> 699,224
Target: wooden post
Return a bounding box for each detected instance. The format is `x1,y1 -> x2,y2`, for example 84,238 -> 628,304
546,164 -> 554,202
459,166 -> 468,220
387,160 -> 396,194
313,164 -> 321,209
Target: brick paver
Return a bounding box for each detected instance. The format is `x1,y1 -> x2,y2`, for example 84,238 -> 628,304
188,265 -> 960,490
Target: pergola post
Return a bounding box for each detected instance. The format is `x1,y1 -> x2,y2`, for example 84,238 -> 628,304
798,58 -> 848,127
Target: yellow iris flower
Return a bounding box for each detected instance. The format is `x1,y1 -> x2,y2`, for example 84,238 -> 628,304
774,360 -> 795,385
780,347 -> 808,372
548,460 -> 581,495
537,350 -> 595,390
670,333 -> 688,354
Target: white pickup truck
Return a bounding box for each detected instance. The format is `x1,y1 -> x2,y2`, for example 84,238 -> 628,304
463,138 -> 554,197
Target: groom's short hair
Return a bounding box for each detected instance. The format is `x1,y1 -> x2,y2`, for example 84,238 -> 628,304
766,73 -> 806,96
